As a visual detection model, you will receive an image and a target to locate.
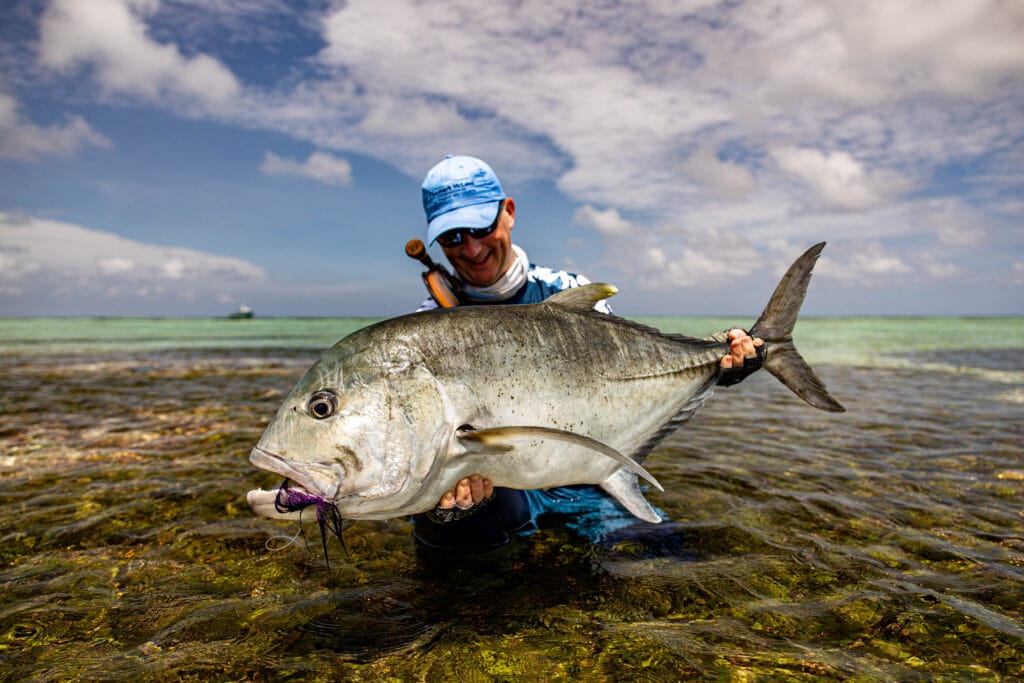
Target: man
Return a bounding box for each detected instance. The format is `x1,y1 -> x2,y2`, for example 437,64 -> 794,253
412,155 -> 764,550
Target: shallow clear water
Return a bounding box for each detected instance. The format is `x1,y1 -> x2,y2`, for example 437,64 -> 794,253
1,317 -> 1022,681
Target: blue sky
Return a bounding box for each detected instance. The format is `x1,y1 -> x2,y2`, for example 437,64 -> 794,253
1,0 -> 1022,317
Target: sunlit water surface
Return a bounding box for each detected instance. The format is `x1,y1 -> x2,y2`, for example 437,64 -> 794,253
1,317 -> 1022,681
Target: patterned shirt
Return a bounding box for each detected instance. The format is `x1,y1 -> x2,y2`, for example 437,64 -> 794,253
416,263 -> 613,313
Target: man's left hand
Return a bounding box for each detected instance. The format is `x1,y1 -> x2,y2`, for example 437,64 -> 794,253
717,328 -> 766,387
720,328 -> 764,369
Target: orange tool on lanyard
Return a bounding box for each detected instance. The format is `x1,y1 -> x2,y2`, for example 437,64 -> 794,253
405,239 -> 464,308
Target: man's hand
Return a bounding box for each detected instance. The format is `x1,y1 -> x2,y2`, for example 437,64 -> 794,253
427,474 -> 494,524
438,474 -> 493,510
717,328 -> 766,387
720,328 -> 764,369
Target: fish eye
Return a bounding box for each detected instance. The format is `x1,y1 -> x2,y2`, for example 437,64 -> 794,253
307,391 -> 338,420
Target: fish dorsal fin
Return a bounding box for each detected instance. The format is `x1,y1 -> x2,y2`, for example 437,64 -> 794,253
457,425 -> 662,491
543,283 -> 618,311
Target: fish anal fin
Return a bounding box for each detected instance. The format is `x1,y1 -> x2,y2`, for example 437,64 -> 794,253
601,469 -> 661,523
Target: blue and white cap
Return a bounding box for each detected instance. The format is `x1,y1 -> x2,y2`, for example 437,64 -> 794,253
422,155 -> 506,245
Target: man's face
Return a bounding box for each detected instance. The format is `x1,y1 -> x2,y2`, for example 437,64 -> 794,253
440,199 -> 515,287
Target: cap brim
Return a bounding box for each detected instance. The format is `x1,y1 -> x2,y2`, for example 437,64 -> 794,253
427,200 -> 501,245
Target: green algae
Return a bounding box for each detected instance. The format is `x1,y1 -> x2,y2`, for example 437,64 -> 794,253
2,348 -> 1024,681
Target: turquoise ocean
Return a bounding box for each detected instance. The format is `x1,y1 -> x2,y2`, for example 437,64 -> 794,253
1,316 -> 1022,680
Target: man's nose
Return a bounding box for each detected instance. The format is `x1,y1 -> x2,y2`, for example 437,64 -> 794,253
461,234 -> 486,257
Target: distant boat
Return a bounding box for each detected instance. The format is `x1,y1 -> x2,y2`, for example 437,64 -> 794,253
228,305 -> 254,319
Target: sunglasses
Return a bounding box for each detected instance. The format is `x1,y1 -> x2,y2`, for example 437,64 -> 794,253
435,201 -> 504,248
436,224 -> 497,248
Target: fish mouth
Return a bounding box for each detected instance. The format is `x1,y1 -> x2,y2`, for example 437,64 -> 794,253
247,447 -> 339,520
247,446 -> 406,522
247,447 -> 350,563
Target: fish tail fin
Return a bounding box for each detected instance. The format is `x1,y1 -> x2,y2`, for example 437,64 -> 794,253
749,242 -> 846,413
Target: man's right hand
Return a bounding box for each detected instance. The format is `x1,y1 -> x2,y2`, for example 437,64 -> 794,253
426,474 -> 495,524
438,474 -> 493,509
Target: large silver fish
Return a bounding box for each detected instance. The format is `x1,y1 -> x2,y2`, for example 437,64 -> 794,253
247,242 -> 843,526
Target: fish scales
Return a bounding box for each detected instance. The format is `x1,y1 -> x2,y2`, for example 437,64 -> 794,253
380,305 -> 724,452
427,305 -> 720,388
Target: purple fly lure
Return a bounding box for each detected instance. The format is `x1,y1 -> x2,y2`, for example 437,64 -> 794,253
274,479 -> 347,562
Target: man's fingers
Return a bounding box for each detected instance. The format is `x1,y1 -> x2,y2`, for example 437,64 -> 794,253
469,474 -> 485,504
454,477 -> 473,508
446,474 -> 494,508
740,336 -> 755,357
468,474 -> 494,504
722,330 -> 765,368
729,338 -> 750,365
718,330 -> 767,387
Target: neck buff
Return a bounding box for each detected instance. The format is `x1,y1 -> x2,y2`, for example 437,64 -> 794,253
462,244 -> 529,302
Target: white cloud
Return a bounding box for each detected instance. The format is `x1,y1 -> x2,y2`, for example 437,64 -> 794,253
818,241 -> 912,284
920,200 -> 988,248
0,93 -> 111,160
0,213 -> 265,307
572,205 -> 635,236
161,257 -> 186,280
38,0 -> 240,107
29,0 -> 1017,229
771,146 -> 914,211
313,0 -> 733,204
98,257 -> 135,275
638,246 -> 735,288
260,151 -> 353,186
749,0 -> 1024,105
614,227 -> 764,290
915,252 -> 962,280
683,147 -> 758,199
292,0 -> 1021,225
1012,262 -> 1024,286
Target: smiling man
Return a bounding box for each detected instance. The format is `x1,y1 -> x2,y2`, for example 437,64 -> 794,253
418,155 -> 606,309
411,154 -> 764,551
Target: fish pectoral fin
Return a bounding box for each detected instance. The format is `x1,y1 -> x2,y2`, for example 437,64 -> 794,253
457,425 -> 662,491
543,283 -> 618,310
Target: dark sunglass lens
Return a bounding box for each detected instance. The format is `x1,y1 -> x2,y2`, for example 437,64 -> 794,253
437,231 -> 463,248
467,225 -> 496,239
437,223 -> 495,247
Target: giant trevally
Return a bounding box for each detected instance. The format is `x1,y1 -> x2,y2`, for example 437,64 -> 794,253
247,242 -> 843,529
